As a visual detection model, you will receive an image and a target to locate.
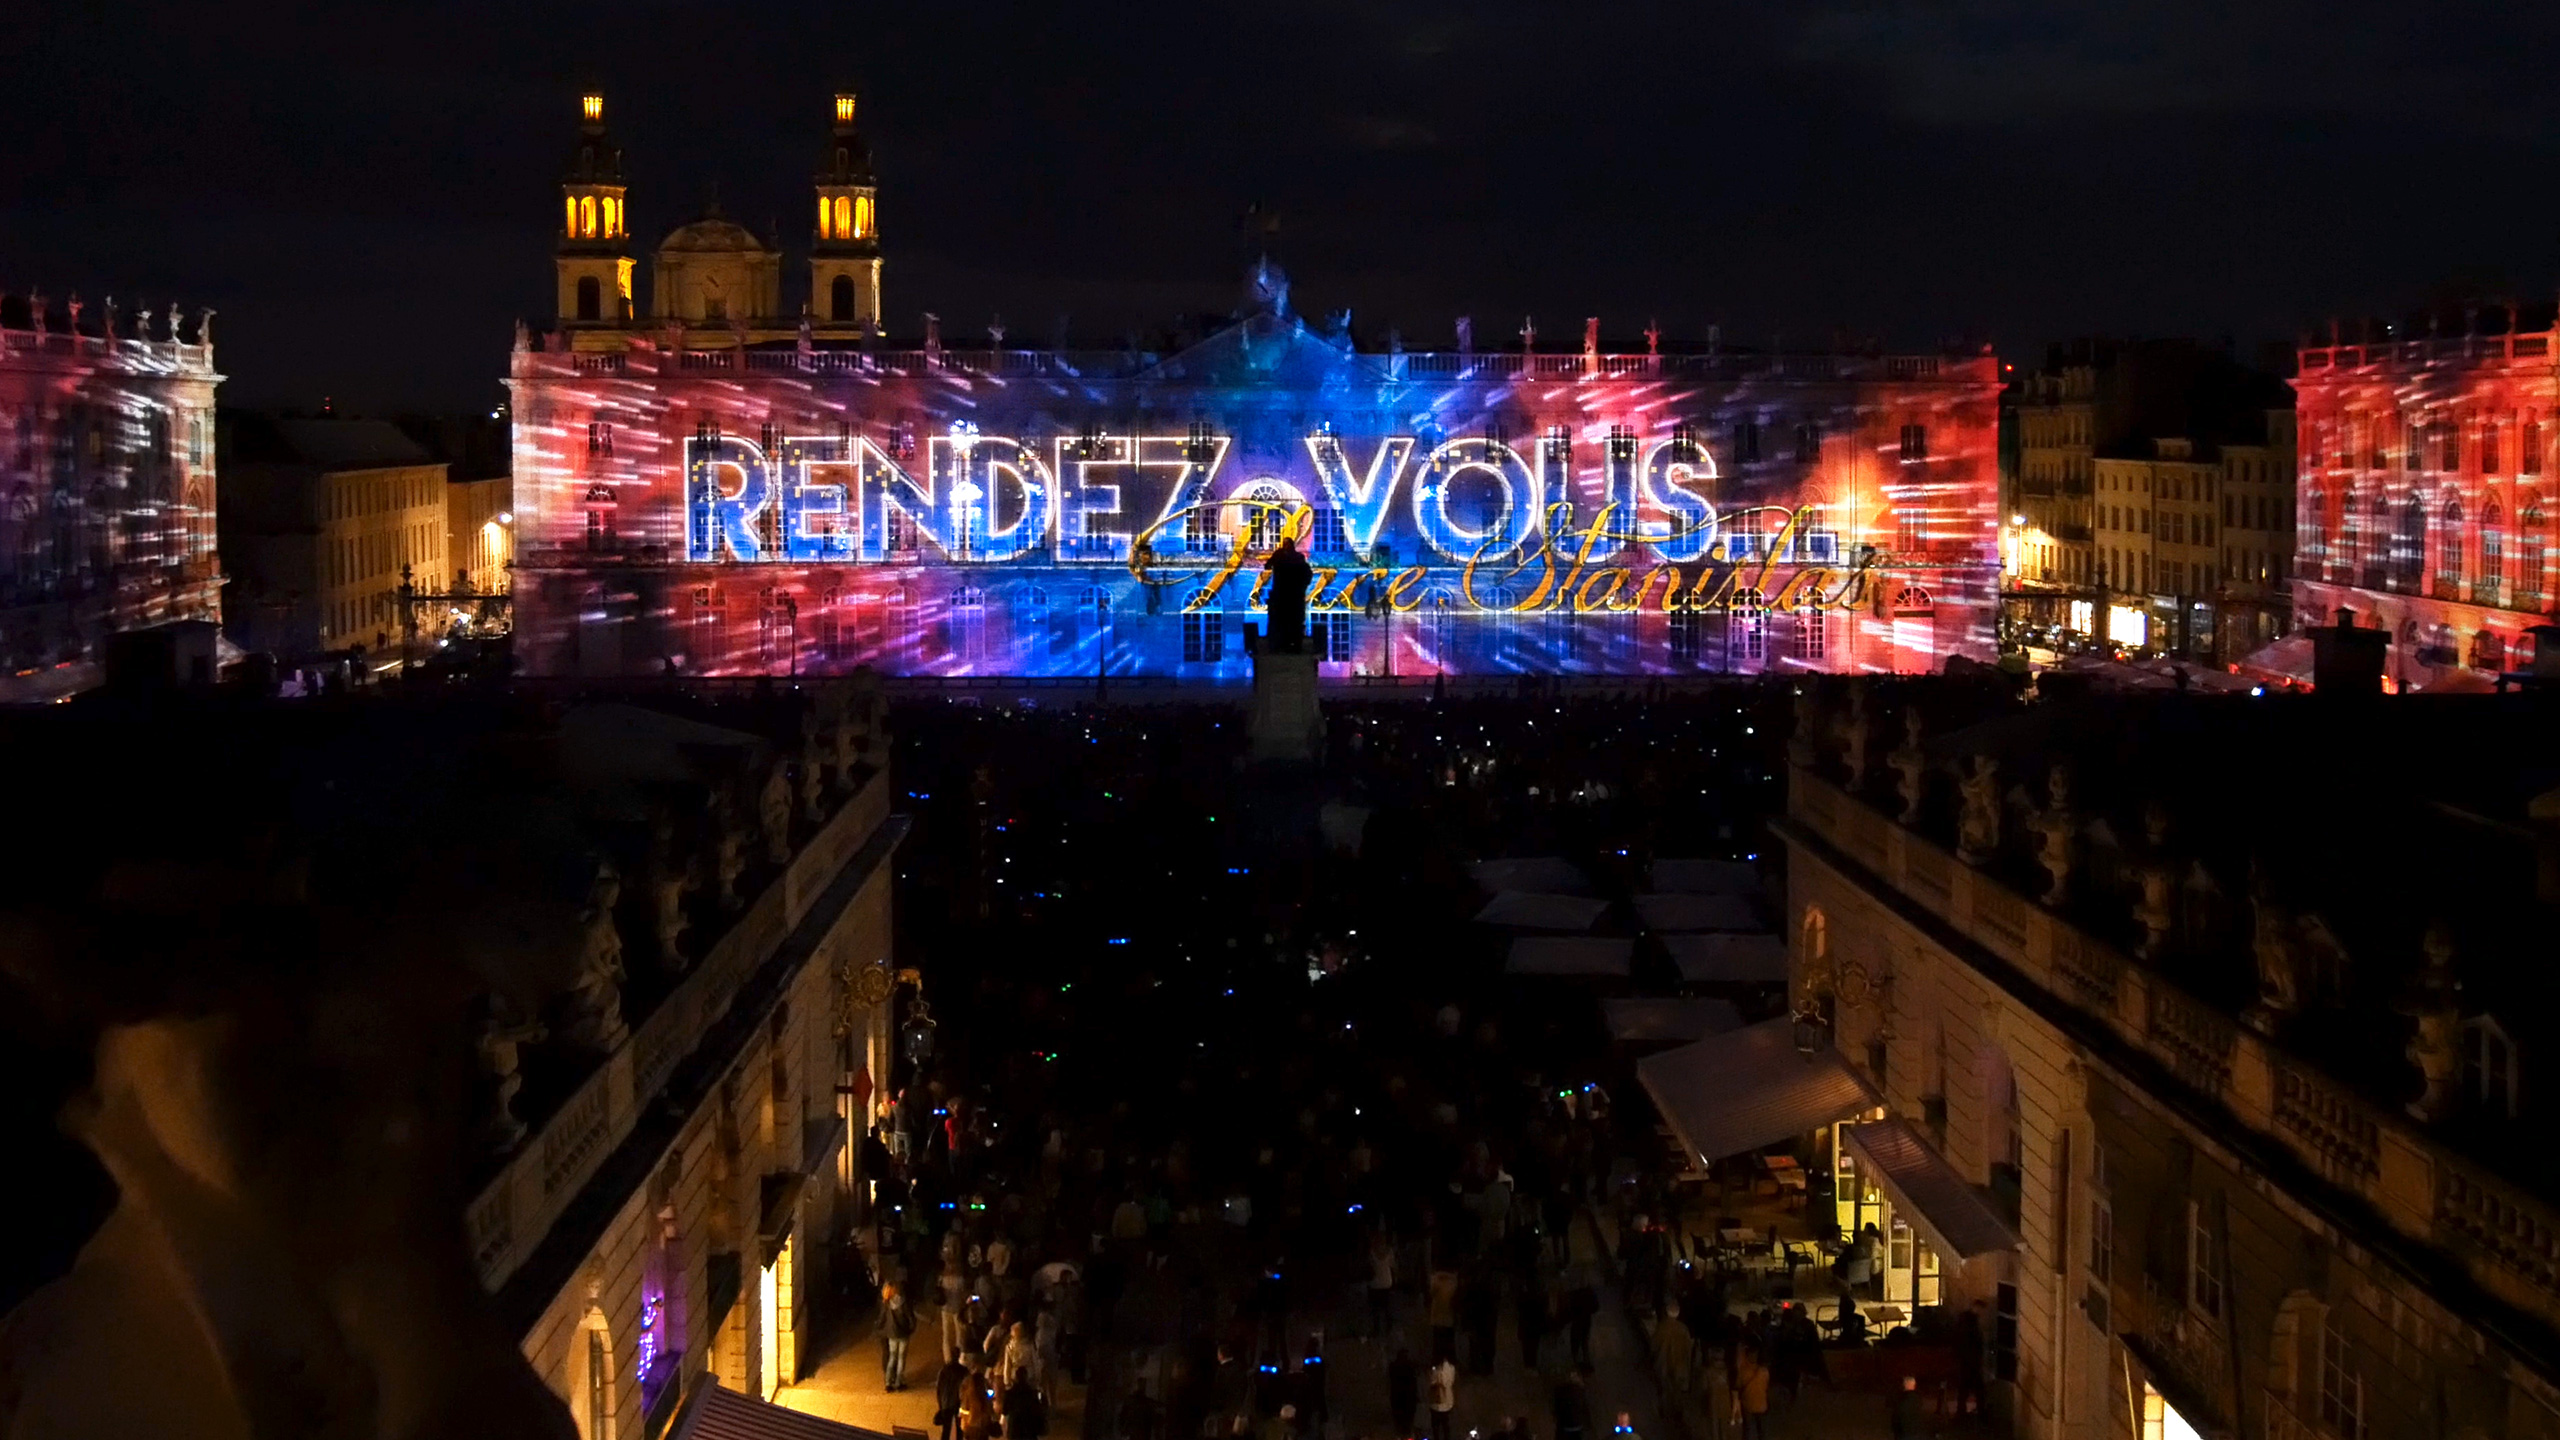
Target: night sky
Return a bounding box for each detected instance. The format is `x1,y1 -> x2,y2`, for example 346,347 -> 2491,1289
9,1 -> 2560,413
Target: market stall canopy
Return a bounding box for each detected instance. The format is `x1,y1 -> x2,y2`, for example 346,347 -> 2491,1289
1637,1019 -> 1878,1167
670,1383 -> 897,1440
1506,936 -> 1635,977
2237,635 -> 2314,687
1662,933 -> 1790,984
1470,856 -> 1596,895
1474,890 -> 1609,930
1841,1117 -> 2020,1263
1601,997 -> 1744,1044
1635,893 -> 1763,933
1648,858 -> 1760,895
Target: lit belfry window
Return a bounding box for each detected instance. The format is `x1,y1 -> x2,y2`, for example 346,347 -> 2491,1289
580,195 -> 597,238
836,93 -> 856,124
565,195 -> 577,236
582,93 -> 603,122
854,195 -> 873,238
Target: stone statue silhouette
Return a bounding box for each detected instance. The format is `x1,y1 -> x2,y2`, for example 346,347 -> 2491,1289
1262,532 -> 1313,653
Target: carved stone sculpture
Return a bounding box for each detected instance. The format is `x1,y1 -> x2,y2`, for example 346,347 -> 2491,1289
2243,862 -> 2302,1033
2132,863 -> 2176,960
2030,764 -> 2075,905
563,863 -> 629,1052
476,994 -> 547,1152
1836,680 -> 1874,789
798,715 -> 828,821
2400,922 -> 2464,1122
710,783 -> 747,910
1956,754 -> 2001,866
648,810 -> 693,973
1788,687 -> 1822,768
1889,709 -> 1927,823
760,760 -> 794,865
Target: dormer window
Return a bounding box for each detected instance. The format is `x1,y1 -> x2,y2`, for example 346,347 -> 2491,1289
2465,1016 -> 2520,1118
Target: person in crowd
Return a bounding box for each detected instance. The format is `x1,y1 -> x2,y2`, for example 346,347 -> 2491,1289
1426,1354 -> 1458,1440
1427,1267 -> 1460,1365
1387,1347 -> 1419,1437
1550,1366 -> 1591,1440
1368,1229 -> 1399,1339
1733,1345 -> 1771,1440
881,1281 -> 918,1391
1653,1298 -> 1695,1397
935,1350 -> 974,1440
1954,1302 -> 1989,1418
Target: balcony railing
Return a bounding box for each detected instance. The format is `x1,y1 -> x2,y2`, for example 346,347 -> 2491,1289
1781,768 -> 2560,1338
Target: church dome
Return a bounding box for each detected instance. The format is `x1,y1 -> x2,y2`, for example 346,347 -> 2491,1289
657,213 -> 771,254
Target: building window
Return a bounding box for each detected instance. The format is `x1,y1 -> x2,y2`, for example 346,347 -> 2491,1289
1794,599 -> 1827,660
1317,610 -> 1352,661
1731,590 -> 1769,663
830,275 -> 856,323
2318,1319 -> 2363,1439
2440,499 -> 2466,594
2392,499 -> 2426,590
575,276 -> 601,322
1181,606 -> 1224,663
1899,423 -> 1929,462
1732,418 -> 1762,464
2521,506 -> 2547,607
2482,422 -> 2502,475
815,586 -> 843,663
2481,500 -> 2505,604
2525,420 -> 2543,476
1668,604 -> 1701,663
1311,506 -> 1347,554
1895,504 -> 1924,554
690,588 -> 721,668
2186,1198 -> 2223,1322
2439,423 -> 2461,473
1794,420 -> 1821,463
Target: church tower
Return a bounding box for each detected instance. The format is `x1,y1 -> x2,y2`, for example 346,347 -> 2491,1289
810,93 -> 881,333
556,93 -> 632,328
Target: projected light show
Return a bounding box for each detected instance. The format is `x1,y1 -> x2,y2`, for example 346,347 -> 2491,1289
512,310 -> 1998,680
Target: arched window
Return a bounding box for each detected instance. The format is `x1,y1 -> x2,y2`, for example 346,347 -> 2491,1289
1730,587 -> 1769,664
689,586 -> 724,671
1424,587 -> 1458,669
2392,498 -> 2426,590
1801,906 -> 1830,966
815,585 -> 843,664
1181,596 -> 1224,663
2438,498 -> 2465,596
1890,585 -> 1934,616
757,586 -> 795,669
1667,603 -> 1701,664
575,275 -> 601,322
2520,506 -> 2547,608
577,1310 -> 614,1440
1029,585 -> 1068,658
950,583 -> 986,666
1794,595 -> 1829,661
2481,500 -> 2505,605
832,195 -> 852,240
1246,483 -> 1289,550
830,274 -> 856,323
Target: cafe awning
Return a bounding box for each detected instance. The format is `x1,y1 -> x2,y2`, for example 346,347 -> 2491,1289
1634,893 -> 1762,932
670,1382 -> 898,1440
1474,890 -> 1609,930
1601,997 -> 1743,1044
1662,932 -> 1789,985
1636,1018 -> 1878,1166
1506,936 -> 1635,977
1841,1117 -> 2019,1263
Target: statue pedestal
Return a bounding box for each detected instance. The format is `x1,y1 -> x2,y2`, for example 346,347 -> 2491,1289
1247,648 -> 1324,764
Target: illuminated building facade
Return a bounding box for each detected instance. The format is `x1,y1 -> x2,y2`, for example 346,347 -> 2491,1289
2011,340 -> 2293,658
0,294 -> 222,698
2293,309 -> 2558,685
222,416 -> 455,659
513,95 -> 2002,681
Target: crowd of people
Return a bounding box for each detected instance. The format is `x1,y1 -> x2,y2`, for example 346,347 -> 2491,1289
840,684 -> 1829,1440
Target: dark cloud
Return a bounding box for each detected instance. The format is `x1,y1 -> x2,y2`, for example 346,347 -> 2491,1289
2,0 -> 2557,410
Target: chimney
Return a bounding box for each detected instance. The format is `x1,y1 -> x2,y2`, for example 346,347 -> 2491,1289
2309,608 -> 2387,695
